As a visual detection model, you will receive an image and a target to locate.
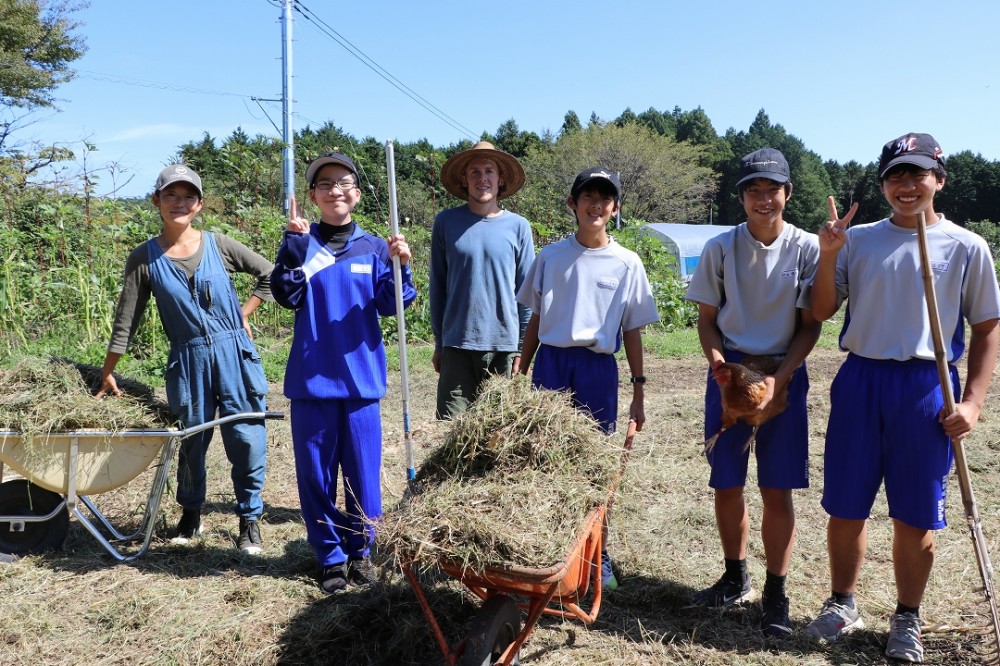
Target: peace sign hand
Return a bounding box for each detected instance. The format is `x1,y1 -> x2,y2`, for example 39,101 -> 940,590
286,197 -> 310,234
818,196 -> 858,254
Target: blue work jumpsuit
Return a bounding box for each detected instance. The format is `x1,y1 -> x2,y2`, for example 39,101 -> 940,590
147,232 -> 269,518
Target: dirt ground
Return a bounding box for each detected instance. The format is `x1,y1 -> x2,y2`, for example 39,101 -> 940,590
2,346 -> 1000,665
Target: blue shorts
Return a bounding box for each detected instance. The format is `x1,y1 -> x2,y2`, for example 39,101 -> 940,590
704,351 -> 810,490
822,354 -> 958,530
532,344 -> 618,433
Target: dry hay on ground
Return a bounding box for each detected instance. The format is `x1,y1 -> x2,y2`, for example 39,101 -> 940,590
378,375 -> 625,574
0,355 -> 172,437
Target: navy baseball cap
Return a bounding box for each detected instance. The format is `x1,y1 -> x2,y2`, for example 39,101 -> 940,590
878,133 -> 944,179
736,148 -> 790,188
571,167 -> 621,200
155,164 -> 203,197
306,152 -> 359,186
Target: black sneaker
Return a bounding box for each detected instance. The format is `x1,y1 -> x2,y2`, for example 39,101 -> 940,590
347,557 -> 376,587
760,593 -> 793,637
171,508 -> 202,544
321,562 -> 348,595
237,517 -> 263,555
690,574 -> 753,608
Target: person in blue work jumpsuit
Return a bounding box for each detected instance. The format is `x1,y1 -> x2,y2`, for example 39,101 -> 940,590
97,165 -> 273,555
271,152 -> 416,594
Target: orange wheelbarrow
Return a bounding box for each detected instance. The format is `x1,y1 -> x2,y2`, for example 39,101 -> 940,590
401,422 -> 636,666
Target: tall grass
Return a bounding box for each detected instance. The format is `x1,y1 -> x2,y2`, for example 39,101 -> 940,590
1,194 -> 695,384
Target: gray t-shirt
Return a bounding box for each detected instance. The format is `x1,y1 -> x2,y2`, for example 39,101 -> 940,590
686,222 -> 819,355
107,232 -> 274,354
517,236 -> 659,355
830,215 -> 1000,362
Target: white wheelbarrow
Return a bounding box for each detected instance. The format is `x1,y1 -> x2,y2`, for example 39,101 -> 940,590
0,411 -> 283,562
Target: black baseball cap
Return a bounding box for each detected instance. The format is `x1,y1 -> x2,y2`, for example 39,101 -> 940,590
736,148 -> 790,188
878,133 -> 944,179
305,152 -> 359,187
571,167 -> 621,200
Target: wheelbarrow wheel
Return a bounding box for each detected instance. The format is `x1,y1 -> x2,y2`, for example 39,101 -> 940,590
0,479 -> 69,555
458,594 -> 522,666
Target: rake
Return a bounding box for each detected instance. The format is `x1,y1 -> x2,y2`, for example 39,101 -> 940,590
916,209 -> 1000,663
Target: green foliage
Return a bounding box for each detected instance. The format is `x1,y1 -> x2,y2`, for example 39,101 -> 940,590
642,326 -> 702,358
488,118 -> 544,160
0,0 -> 86,111
11,101 -> 1000,393
965,220 -> 1000,279
560,110 -> 582,136
938,151 -> 1000,226
520,122 -> 718,230
614,223 -> 698,330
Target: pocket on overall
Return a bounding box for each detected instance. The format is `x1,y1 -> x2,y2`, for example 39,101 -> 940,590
165,358 -> 192,412
239,346 -> 270,398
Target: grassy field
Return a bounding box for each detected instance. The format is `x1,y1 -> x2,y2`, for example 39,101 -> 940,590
1,326 -> 999,665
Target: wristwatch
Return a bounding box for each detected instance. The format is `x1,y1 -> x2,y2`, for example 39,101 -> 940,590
630,375 -> 647,384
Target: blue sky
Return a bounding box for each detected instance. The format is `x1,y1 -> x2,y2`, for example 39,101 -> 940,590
18,0 -> 1000,199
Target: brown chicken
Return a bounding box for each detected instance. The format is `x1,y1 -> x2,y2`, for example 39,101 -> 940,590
703,355 -> 793,454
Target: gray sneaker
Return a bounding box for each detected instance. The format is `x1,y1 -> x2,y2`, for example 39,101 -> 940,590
237,517 -> 263,555
885,612 -> 923,663
805,596 -> 864,641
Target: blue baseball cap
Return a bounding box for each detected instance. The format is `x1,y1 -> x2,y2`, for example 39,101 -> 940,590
736,148 -> 790,188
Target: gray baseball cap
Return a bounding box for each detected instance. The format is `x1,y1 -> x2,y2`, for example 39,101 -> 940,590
155,164 -> 203,197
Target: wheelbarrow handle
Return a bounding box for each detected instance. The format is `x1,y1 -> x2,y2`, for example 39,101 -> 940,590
175,411 -> 285,438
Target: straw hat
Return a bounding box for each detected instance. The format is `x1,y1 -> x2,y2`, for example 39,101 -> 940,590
439,141 -> 526,200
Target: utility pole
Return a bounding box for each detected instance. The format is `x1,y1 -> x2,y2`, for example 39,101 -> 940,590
280,0 -> 294,214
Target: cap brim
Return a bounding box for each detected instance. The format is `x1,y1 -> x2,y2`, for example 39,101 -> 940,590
306,157 -> 358,185
879,155 -> 938,178
736,172 -> 790,188
572,176 -> 621,199
157,176 -> 203,197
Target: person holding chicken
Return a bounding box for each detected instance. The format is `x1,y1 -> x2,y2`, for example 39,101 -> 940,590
685,148 -> 821,638
805,133 -> 1000,663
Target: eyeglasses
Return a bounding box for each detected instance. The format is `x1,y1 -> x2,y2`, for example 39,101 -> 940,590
312,178 -> 357,193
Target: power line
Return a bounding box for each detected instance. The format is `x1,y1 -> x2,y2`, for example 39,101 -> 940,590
292,1 -> 478,141
74,69 -> 259,99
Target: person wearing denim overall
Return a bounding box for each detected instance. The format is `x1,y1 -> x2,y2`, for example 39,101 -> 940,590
98,165 -> 272,554
148,231 -> 269,541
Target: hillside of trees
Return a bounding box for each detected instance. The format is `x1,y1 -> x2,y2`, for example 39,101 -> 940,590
4,0 -> 1000,379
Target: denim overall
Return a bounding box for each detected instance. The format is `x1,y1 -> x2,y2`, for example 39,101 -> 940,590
147,232 -> 268,518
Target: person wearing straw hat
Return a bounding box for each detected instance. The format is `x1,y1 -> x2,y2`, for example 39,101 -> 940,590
430,140 -> 535,419
271,152 -> 416,594
806,133 -> 1000,663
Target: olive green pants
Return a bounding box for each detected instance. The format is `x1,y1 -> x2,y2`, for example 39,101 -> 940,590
435,347 -> 516,419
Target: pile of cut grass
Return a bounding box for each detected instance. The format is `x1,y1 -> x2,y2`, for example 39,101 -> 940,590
378,375 -> 625,574
0,355 -> 173,438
